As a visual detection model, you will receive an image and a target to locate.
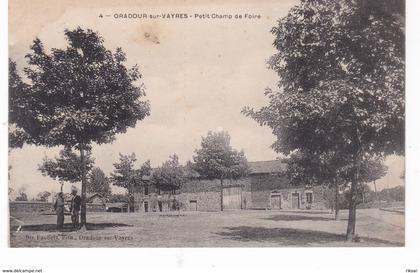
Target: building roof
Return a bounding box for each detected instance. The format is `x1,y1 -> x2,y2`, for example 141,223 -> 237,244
248,160 -> 285,174
86,193 -> 105,202
140,160 -> 285,181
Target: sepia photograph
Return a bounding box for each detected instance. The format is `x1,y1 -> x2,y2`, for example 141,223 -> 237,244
7,0 -> 406,250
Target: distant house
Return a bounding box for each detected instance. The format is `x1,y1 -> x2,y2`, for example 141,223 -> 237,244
87,193 -> 105,205
86,193 -> 106,212
133,160 -> 328,212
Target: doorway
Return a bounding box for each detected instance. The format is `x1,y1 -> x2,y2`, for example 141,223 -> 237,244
291,193 -> 300,209
189,200 -> 197,211
222,186 -> 242,210
270,195 -> 282,209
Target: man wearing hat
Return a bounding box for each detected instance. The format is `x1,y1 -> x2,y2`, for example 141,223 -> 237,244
70,186 -> 81,229
53,192 -> 65,230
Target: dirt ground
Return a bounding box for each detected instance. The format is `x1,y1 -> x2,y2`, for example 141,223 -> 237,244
9,208 -> 404,247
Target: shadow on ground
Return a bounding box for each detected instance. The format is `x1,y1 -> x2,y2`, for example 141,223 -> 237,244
215,226 -> 402,246
11,223 -> 131,233
264,214 -> 334,222
270,210 -> 333,215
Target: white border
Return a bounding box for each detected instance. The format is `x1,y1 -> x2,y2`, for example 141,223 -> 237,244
1,0 -> 419,272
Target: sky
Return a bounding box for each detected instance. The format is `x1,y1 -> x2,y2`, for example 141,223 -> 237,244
8,0 -> 404,198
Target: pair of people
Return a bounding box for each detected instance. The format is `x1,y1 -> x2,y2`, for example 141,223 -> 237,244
53,186 -> 81,231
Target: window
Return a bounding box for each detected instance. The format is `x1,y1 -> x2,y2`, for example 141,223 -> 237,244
306,192 -> 313,204
144,186 -> 149,196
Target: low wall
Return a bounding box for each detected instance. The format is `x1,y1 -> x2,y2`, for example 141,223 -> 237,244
9,201 -> 106,215
87,203 -> 106,212
9,201 -> 54,214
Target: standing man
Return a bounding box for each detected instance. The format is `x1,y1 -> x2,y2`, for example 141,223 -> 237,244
53,192 -> 65,230
70,186 -> 81,230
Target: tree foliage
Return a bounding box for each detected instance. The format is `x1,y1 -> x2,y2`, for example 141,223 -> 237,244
9,60 -> 30,148
139,160 -> 152,178
107,193 -> 129,203
152,154 -> 187,192
283,150 -> 387,187
243,0 -> 404,157
39,148 -> 94,183
110,153 -> 147,193
87,167 -> 111,196
243,0 -> 404,239
377,185 -> 404,202
10,27 -> 150,226
15,186 -> 28,201
192,131 -> 250,211
36,191 -> 51,202
192,131 -> 250,181
13,28 -> 150,148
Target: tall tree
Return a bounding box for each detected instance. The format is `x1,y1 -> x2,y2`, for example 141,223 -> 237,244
191,131 -> 250,211
110,153 -> 147,211
87,167 -> 111,197
243,0 -> 404,240
152,154 -> 187,193
10,28 -> 150,227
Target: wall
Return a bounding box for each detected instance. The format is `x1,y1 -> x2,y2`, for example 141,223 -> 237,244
9,201 -> 106,215
250,183 -> 328,210
178,191 -> 221,211
310,186 -> 328,210
86,203 -> 106,212
250,173 -> 290,209
9,201 -> 54,215
133,173 -> 329,212
134,178 -> 252,212
179,178 -> 252,211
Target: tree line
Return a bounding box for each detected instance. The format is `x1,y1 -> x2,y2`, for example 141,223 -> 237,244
37,130 -> 249,212
9,0 -> 404,242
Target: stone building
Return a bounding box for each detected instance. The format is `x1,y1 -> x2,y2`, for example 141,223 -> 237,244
133,160 -> 329,212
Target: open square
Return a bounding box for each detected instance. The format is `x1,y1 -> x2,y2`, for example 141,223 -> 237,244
10,209 -> 404,247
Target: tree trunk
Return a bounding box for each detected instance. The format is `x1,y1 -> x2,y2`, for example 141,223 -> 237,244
346,178 -> 357,241
373,180 -> 378,203
220,179 -> 224,211
346,159 -> 361,241
128,181 -> 133,213
334,182 -> 340,220
80,146 -> 87,228
346,125 -> 363,241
